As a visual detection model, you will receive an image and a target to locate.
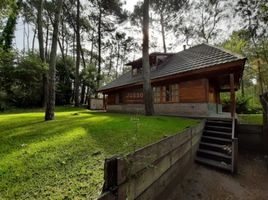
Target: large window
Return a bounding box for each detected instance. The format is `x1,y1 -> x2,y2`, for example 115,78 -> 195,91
153,84 -> 179,103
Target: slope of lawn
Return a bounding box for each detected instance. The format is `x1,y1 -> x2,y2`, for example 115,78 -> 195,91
238,114 -> 263,125
0,107 -> 199,200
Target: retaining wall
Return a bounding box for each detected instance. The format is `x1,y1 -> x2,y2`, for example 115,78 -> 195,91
98,120 -> 205,200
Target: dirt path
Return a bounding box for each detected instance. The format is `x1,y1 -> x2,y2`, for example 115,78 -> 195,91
167,153 -> 268,200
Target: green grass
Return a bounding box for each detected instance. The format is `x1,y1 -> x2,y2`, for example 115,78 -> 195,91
238,114 -> 263,125
0,107 -> 198,199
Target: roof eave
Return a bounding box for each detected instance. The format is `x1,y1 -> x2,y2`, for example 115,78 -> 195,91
98,58 -> 246,93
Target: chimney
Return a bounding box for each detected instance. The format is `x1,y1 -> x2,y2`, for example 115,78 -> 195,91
183,45 -> 186,50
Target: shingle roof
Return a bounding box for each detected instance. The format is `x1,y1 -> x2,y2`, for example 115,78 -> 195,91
98,43 -> 246,92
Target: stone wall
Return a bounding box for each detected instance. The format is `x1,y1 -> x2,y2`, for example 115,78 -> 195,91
107,103 -> 221,117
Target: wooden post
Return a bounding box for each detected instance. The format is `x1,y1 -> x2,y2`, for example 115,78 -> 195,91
230,74 -> 235,118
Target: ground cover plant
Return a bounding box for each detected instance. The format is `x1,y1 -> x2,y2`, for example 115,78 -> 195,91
0,107 -> 198,199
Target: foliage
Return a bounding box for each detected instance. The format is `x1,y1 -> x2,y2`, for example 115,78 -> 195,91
56,56 -> 75,105
0,0 -> 22,51
0,107 -> 199,199
10,52 -> 47,107
221,93 -> 262,114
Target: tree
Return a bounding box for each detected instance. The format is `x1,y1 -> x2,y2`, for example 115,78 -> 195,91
36,0 -> 48,108
89,0 -> 127,90
151,0 -> 188,53
45,0 -> 64,121
176,0 -> 229,45
0,0 -> 22,51
236,0 -> 268,95
142,0 -> 154,115
74,0 -> 81,106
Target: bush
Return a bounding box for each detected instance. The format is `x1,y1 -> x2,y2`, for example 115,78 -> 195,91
222,95 -> 262,114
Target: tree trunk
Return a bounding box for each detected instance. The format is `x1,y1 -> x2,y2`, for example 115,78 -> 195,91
241,78 -> 244,97
37,0 -> 48,108
96,9 -> 102,89
32,28 -> 36,52
45,0 -> 64,121
85,86 -> 90,105
74,0 -> 81,107
160,12 -> 166,53
116,43 -> 120,78
142,0 -> 154,116
257,60 -> 264,95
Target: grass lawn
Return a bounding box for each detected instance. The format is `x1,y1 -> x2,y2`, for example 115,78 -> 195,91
0,107 -> 199,199
238,114 -> 263,125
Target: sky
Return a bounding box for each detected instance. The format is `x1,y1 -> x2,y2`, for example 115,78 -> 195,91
13,0 -> 240,55
14,0 -> 140,51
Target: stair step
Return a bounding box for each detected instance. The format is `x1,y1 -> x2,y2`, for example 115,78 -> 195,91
195,157 -> 232,171
199,142 -> 232,154
201,136 -> 232,144
207,120 -> 232,127
204,130 -> 232,137
205,125 -> 232,132
200,142 -> 224,149
197,149 -> 231,159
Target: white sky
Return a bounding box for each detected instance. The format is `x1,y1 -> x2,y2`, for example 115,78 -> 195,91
14,0 -> 140,51
14,0 -> 240,55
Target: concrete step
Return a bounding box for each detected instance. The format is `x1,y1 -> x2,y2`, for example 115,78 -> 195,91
195,156 -> 232,171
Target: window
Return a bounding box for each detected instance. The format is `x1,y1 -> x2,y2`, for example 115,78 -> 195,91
115,93 -> 123,104
153,84 -> 179,103
153,87 -> 161,103
171,84 -> 179,102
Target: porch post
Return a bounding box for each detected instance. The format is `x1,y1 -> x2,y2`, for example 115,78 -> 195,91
230,73 -> 235,117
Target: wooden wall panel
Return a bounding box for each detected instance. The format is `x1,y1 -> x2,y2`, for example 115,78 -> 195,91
107,94 -> 116,105
179,79 -> 208,103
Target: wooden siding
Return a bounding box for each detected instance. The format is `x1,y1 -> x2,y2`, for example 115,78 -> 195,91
107,94 -> 116,105
179,79 -> 208,103
107,79 -> 210,105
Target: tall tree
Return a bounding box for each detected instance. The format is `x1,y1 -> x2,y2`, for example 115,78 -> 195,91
236,0 -> 268,94
89,0 -> 127,90
45,0 -> 64,120
74,0 -> 81,106
151,0 -> 188,53
142,0 -> 154,115
36,0 -> 48,107
0,0 -> 22,51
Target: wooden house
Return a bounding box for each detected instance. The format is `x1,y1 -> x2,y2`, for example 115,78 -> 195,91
98,44 -> 246,118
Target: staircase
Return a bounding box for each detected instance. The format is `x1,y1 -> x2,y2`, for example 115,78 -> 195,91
195,119 -> 234,172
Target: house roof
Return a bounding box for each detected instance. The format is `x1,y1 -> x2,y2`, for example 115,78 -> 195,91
98,43 -> 246,92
